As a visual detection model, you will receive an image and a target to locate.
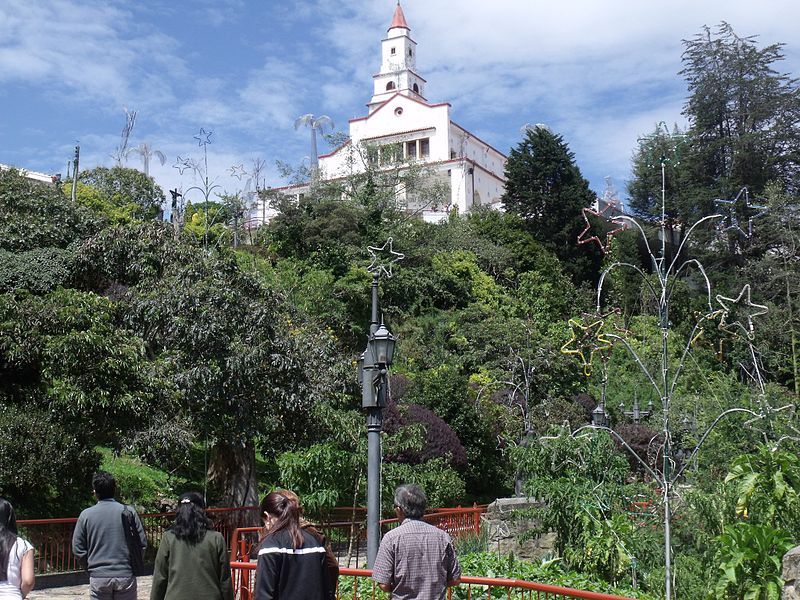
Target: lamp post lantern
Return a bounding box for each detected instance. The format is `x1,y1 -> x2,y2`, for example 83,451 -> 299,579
360,239 -> 403,568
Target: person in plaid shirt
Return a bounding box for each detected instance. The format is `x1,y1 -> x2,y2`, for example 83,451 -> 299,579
372,484 -> 461,600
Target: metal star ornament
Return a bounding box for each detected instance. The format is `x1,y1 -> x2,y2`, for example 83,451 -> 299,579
194,128 -> 213,147
716,284 -> 768,340
714,187 -> 768,239
173,156 -> 193,175
229,164 -> 247,180
577,205 -> 625,255
561,314 -> 614,377
367,238 -> 404,278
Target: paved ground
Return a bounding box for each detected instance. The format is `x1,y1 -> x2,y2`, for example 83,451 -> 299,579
28,576 -> 153,599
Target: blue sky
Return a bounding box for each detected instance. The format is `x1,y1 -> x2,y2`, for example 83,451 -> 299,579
2,0 -> 799,204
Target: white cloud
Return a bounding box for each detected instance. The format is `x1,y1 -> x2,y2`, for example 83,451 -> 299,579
0,0 -> 187,114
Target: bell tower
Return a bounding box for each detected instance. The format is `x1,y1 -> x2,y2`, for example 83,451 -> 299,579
368,2 -> 427,112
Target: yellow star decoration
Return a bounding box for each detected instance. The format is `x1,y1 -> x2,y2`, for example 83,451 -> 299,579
689,309 -> 724,347
561,315 -> 614,377
716,284 -> 768,340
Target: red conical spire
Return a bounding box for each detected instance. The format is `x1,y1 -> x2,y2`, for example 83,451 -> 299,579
388,1 -> 410,31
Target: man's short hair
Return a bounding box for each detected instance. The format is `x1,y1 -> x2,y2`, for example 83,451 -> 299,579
92,471 -> 117,500
394,484 -> 427,519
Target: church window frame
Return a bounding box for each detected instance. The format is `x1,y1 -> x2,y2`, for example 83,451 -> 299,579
412,83 -> 419,93
386,81 -> 396,91
390,47 -> 396,55
419,137 -> 430,158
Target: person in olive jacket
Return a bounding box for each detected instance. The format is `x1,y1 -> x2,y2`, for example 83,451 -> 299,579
150,492 -> 233,600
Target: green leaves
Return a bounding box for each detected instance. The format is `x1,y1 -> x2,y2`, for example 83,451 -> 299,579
724,446 -> 800,528
711,523 -> 793,600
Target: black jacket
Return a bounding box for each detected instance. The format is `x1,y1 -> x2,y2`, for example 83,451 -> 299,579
255,528 -> 334,600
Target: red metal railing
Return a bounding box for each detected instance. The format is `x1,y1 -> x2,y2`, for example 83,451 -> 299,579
229,505 -> 487,568
18,506 -> 260,574
230,563 -> 636,600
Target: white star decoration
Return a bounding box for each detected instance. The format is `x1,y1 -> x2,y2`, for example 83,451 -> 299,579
367,238 -> 404,278
194,128 -> 213,147
714,187 -> 768,239
716,284 -> 768,340
173,156 -> 193,175
229,164 -> 247,180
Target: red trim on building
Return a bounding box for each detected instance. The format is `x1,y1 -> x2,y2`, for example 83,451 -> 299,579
439,157 -> 506,184
450,122 -> 508,159
318,138 -> 351,159
351,93 -> 450,122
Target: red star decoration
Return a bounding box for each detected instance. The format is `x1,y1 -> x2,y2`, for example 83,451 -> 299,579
577,205 -> 625,255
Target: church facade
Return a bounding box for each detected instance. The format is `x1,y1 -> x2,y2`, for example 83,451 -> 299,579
259,2 -> 506,224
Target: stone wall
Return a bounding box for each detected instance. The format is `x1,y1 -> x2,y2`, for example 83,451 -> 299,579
783,545 -> 800,599
482,497 -> 556,561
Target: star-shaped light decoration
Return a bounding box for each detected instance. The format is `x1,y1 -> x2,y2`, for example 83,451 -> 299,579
716,284 -> 768,340
194,127 -> 213,147
560,313 -> 614,377
714,187 -> 768,240
577,205 -> 625,255
367,237 -> 404,278
173,156 -> 194,175
229,164 -> 247,180
637,121 -> 688,169
689,309 -> 724,347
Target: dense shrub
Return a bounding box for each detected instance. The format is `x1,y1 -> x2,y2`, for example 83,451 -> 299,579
0,247 -> 72,293
0,168 -> 99,251
383,399 -> 467,469
0,403 -> 99,517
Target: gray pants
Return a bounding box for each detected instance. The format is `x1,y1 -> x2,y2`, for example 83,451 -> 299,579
89,577 -> 137,600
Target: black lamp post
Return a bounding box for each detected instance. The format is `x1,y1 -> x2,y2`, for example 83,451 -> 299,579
619,395 -> 654,425
592,403 -> 609,428
359,239 -> 402,569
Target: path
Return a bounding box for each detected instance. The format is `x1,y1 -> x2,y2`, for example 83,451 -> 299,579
28,576 -> 152,599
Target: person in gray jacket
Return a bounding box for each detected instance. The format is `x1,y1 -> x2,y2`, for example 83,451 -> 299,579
72,472 -> 147,600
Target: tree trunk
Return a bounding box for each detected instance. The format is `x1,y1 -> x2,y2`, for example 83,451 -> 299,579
208,440 -> 260,526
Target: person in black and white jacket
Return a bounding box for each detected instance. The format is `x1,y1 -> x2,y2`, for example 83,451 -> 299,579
255,491 -> 335,600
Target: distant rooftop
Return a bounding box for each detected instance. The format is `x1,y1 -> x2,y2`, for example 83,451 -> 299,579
0,162 -> 58,183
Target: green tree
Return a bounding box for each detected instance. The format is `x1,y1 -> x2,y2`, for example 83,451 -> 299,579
681,23 -> 800,197
501,126 -> 600,282
0,168 -> 99,251
79,166 -> 165,219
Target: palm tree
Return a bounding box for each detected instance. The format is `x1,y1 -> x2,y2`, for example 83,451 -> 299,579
294,114 -> 334,170
126,142 -> 166,176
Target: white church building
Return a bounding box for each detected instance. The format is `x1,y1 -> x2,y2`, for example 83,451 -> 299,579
259,2 -> 506,224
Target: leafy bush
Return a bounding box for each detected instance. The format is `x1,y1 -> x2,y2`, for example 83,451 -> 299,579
99,448 -> 173,512
383,399 -> 467,468
0,403 -> 99,517
382,458 -> 466,511
455,552 -> 656,599
711,522 -> 793,600
0,168 -> 100,251
0,247 -> 72,293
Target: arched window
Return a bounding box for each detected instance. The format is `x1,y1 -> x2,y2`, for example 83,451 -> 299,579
412,83 -> 419,93
386,81 -> 396,91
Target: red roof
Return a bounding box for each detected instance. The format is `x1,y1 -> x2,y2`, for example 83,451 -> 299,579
389,2 -> 409,30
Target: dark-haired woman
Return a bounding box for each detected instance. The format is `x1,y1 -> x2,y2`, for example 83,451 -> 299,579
0,498 -> 34,600
150,492 -> 233,600
255,491 -> 335,600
